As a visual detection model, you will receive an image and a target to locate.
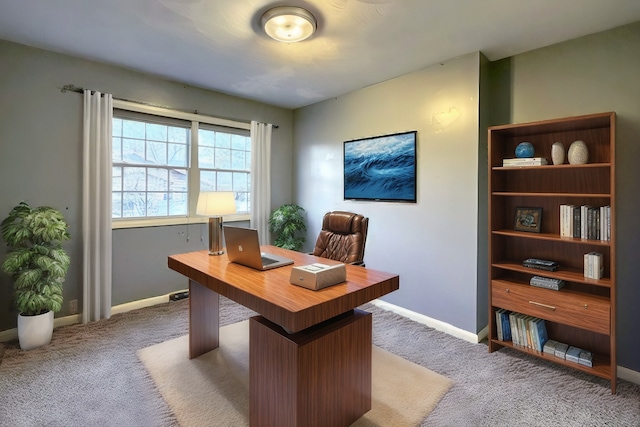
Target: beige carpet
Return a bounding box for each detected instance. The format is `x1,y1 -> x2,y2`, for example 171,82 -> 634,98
138,320 -> 453,427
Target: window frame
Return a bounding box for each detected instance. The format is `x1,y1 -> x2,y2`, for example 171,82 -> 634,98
112,100 -> 251,229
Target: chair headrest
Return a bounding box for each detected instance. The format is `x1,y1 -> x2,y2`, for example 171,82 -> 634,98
323,211 -> 363,235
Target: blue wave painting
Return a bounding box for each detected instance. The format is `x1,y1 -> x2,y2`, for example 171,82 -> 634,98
344,131 -> 416,202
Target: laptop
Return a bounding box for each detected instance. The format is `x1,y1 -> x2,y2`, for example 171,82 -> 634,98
223,226 -> 294,270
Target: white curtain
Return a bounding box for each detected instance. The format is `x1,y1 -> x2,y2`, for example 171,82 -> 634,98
82,90 -> 113,323
250,121 -> 272,243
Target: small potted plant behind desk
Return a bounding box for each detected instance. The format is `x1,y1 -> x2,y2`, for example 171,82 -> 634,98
268,204 -> 307,251
1,202 -> 71,350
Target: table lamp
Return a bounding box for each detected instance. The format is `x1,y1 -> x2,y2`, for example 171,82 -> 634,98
196,191 -> 237,255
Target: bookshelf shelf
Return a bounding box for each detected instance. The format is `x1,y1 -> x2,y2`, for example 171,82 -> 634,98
492,192 -> 611,198
492,162 -> 611,171
489,339 -> 611,379
492,262 -> 612,288
488,112 -> 617,393
492,229 -> 612,247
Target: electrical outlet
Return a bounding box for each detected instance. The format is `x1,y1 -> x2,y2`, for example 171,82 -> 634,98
69,299 -> 78,315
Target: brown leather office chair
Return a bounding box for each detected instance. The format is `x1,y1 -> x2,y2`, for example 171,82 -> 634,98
312,211 -> 369,266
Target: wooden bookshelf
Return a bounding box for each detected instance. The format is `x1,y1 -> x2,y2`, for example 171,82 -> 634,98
487,112 -> 617,393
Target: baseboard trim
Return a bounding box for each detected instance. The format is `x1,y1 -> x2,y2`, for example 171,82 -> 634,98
0,289 -> 187,343
370,299 -> 483,343
618,365 -> 640,386
110,292 -> 176,315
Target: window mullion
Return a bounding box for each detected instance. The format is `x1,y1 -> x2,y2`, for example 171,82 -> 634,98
189,121 -> 200,217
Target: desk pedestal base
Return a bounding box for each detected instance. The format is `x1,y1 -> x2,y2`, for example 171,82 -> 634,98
249,310 -> 372,427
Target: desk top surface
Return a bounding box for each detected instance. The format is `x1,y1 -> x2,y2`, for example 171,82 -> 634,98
168,246 -> 399,332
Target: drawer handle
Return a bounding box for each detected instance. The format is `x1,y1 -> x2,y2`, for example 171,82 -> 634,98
528,301 -> 556,310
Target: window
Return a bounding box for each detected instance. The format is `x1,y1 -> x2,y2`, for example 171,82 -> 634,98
198,125 -> 251,214
112,114 -> 190,218
112,107 -> 251,223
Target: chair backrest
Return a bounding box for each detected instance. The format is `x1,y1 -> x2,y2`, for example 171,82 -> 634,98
312,211 -> 369,265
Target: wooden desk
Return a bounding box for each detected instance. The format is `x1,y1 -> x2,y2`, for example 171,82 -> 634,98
168,246 -> 399,427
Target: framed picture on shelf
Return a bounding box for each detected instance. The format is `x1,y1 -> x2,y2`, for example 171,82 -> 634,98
514,207 -> 542,233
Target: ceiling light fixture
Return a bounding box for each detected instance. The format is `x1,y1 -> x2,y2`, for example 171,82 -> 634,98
261,6 -> 317,43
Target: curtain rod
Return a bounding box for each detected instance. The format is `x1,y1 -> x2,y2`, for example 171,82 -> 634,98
59,84 -> 278,128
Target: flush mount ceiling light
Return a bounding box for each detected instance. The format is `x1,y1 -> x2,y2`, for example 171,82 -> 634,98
261,6 -> 317,43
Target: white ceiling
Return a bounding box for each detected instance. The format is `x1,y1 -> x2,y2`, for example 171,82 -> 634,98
2,0 -> 640,109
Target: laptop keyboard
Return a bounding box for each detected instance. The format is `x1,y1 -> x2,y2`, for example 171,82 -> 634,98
261,256 -> 278,266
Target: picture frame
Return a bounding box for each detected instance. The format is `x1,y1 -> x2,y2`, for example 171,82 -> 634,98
343,130 -> 417,203
514,207 -> 542,233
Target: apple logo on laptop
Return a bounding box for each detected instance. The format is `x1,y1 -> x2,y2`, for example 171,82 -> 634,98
238,245 -> 244,252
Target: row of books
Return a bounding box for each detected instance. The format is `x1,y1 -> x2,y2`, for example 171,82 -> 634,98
542,340 -> 593,367
495,309 -> 548,351
584,251 -> 604,279
496,309 -> 595,368
502,157 -> 548,167
559,204 -> 611,241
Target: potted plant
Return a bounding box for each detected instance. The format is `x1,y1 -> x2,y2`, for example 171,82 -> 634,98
1,201 -> 71,350
268,204 -> 307,251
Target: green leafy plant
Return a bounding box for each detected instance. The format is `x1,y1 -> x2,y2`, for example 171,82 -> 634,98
268,204 -> 307,251
1,202 -> 71,316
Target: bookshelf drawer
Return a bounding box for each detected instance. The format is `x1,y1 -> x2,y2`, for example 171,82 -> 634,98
492,280 -> 610,335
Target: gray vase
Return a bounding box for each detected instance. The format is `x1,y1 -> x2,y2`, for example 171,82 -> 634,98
551,142 -> 565,165
568,140 -> 589,165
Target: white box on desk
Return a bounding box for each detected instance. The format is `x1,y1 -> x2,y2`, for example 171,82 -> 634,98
289,263 -> 347,290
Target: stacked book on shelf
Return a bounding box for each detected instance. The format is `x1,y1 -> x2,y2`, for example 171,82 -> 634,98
530,275 -> 565,290
559,204 -> 611,241
542,340 -> 593,367
584,251 -> 604,279
502,157 -> 548,167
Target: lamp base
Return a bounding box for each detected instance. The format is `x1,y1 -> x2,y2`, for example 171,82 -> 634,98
208,216 -> 225,256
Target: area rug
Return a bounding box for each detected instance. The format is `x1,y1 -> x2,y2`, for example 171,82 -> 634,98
138,320 -> 453,426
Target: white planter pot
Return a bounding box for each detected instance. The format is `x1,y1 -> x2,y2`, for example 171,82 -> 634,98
18,310 -> 54,350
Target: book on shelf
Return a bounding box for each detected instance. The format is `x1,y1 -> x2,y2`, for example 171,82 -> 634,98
584,252 -> 604,279
579,350 -> 593,367
530,275 -> 565,291
600,205 -> 611,241
523,315 -> 535,349
531,318 -> 549,351
495,309 -> 512,342
543,339 -> 559,356
560,204 -> 575,237
495,309 -> 503,341
573,205 -> 581,238
559,204 -> 610,241
503,157 -> 548,167
554,342 -> 569,359
566,346 -> 582,363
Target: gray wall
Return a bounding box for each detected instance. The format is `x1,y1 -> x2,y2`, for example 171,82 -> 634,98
294,52 -> 483,334
0,40 -> 293,329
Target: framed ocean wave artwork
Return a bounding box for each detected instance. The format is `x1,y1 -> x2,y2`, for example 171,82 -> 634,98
343,131 -> 417,203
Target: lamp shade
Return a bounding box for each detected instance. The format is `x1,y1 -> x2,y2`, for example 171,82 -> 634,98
261,6 -> 317,43
196,192 -> 237,216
